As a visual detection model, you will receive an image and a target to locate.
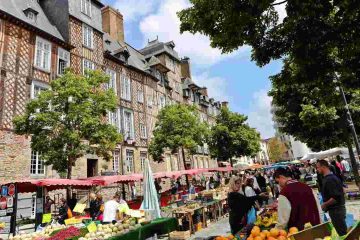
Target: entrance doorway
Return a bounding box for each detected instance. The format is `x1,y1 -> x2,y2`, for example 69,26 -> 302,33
87,159 -> 98,177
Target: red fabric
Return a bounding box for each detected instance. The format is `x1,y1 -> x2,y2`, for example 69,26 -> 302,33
336,161 -> 344,172
280,180 -> 320,230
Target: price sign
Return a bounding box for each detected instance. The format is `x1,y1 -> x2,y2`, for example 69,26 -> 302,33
1,186 -> 7,197
42,213 -> 52,224
87,222 -> 97,233
8,185 -> 15,196
73,203 -> 86,213
0,197 -> 6,210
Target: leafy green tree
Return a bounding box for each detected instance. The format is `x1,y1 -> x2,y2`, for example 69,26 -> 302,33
14,70 -> 122,179
208,107 -> 261,167
178,0 -> 360,186
149,104 -> 208,186
267,138 -> 287,163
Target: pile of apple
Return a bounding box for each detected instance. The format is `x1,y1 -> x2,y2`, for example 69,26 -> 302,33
247,226 -> 299,240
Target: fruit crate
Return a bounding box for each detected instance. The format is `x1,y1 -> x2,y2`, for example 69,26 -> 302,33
289,222 -> 333,240
169,230 -> 191,240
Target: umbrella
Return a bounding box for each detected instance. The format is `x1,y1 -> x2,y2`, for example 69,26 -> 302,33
140,159 -> 161,220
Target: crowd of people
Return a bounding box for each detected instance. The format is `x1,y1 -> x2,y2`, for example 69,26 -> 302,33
227,158 -> 349,236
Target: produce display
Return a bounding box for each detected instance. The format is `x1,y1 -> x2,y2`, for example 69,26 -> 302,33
214,234 -> 235,240
48,226 -> 80,240
80,218 -> 142,240
9,225 -> 67,240
246,225 -> 299,240
254,211 -> 278,228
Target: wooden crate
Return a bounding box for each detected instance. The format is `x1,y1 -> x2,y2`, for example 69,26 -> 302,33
169,230 -> 191,240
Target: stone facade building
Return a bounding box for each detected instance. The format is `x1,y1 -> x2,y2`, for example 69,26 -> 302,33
0,0 -> 222,181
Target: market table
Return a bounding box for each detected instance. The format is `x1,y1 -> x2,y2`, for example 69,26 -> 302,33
108,218 -> 178,240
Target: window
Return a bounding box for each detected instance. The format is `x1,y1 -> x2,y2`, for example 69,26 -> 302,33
113,150 -> 120,173
81,0 -> 92,17
168,58 -> 176,72
123,109 -> 134,140
147,95 -> 153,107
106,69 -> 117,95
125,150 -> 134,174
175,82 -> 181,93
140,152 -> 147,171
31,80 -> 49,99
83,59 -> 94,75
26,11 -> 36,22
30,151 -> 45,175
140,124 -> 147,139
159,95 -> 166,109
137,90 -> 144,103
82,24 -> 93,48
154,69 -> 161,80
108,109 -> 120,133
57,48 -> 70,75
34,37 -> 51,71
120,74 -> 131,101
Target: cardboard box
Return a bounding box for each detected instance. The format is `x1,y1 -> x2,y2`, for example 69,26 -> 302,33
344,221 -> 360,240
290,222 -> 333,240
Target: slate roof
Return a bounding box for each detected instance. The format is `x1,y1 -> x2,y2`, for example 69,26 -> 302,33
140,39 -> 180,61
103,33 -> 149,72
0,0 -> 64,41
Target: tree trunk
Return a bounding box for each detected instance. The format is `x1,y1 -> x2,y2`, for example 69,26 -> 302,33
66,156 -> 74,200
181,147 -> 190,188
346,139 -> 360,190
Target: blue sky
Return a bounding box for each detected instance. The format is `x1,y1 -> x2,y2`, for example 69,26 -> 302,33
103,0 -> 285,139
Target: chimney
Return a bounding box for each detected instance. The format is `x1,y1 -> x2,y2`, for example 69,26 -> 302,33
221,101 -> 229,108
102,6 -> 124,43
181,57 -> 191,79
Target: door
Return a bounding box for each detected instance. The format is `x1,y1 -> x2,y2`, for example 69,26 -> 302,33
87,159 -> 98,177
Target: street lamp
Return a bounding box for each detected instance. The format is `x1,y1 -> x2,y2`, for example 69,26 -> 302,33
334,74 -> 360,160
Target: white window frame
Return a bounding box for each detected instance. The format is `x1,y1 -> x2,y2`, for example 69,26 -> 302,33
125,150 -> 134,174
30,151 -> 45,176
81,0 -> 92,17
140,123 -> 147,139
31,80 -> 50,99
147,94 -> 153,108
26,11 -> 36,22
108,108 -> 121,133
57,47 -> 70,75
123,109 -> 134,140
140,152 -> 147,171
83,59 -> 95,75
137,90 -> 144,103
120,74 -> 131,101
106,69 -> 117,95
34,36 -> 51,71
82,24 -> 93,49
113,149 -> 120,173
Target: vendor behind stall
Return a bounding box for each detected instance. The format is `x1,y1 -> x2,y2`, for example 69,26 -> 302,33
58,198 -> 71,224
274,168 -> 321,231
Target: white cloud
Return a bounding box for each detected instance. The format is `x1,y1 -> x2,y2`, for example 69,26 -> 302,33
274,1 -> 287,23
113,0 -> 159,22
247,89 -> 275,139
139,0 -> 248,67
192,73 -> 229,102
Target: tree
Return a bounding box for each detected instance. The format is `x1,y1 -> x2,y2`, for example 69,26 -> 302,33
267,138 -> 287,163
149,104 -> 208,186
178,1 -> 360,187
14,69 -> 122,179
208,107 -> 261,167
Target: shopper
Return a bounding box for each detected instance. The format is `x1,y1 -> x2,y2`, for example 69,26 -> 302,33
228,176 -> 265,235
89,193 -> 98,220
103,193 -> 121,223
331,160 -> 343,183
44,196 -> 54,214
58,198 -> 71,224
189,179 -> 196,195
274,168 -> 321,231
317,160 -> 347,236
68,193 -> 77,211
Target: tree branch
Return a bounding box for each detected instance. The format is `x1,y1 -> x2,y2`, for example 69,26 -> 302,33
271,0 -> 287,6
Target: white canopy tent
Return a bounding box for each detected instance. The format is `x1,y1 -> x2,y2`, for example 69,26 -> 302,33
301,147 -> 354,161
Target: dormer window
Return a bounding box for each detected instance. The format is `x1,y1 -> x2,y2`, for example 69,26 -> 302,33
23,8 -> 38,22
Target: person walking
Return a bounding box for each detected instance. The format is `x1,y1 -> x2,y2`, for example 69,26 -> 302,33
274,168 -> 321,230
316,160 -> 347,236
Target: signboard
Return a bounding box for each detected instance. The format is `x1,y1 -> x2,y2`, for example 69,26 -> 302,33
6,208 -> 12,214
0,210 -> 6,217
0,216 -> 11,234
0,197 -> 6,210
73,203 -> 86,214
8,185 -> 15,196
6,197 -> 13,208
1,186 -> 7,197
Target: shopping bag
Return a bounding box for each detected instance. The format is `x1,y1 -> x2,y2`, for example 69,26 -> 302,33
247,207 -> 256,225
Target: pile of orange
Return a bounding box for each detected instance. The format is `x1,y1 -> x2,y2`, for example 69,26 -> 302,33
215,234 -> 235,240
246,226 -> 299,240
